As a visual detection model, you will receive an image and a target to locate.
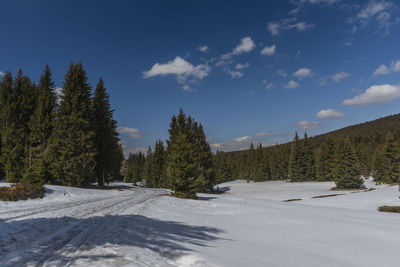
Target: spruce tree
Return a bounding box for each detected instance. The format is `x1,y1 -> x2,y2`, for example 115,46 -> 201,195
48,62 -> 97,187
25,65 -> 56,184
144,146 -> 153,186
165,109 -> 205,198
289,132 -> 302,181
0,72 -> 14,181
334,138 -> 363,189
214,151 -> 232,184
255,144 -> 270,181
318,137 -> 337,181
93,77 -> 121,186
246,142 -> 256,182
151,140 -> 166,188
302,133 -> 315,180
373,132 -> 400,184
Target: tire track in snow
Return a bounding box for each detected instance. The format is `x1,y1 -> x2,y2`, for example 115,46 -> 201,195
0,189 -> 166,267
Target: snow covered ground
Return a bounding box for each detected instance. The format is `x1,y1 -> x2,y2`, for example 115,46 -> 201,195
1,179 -> 399,266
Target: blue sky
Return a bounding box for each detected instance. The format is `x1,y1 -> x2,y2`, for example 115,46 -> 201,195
1,0 -> 400,154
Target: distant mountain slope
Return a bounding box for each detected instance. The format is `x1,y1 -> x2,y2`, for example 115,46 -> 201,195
220,113 -> 400,181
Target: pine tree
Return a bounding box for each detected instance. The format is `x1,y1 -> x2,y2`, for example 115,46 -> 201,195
0,70 -> 37,182
48,62 -> 97,187
93,77 -> 121,186
373,132 -> 400,184
214,151 -> 232,184
151,140 -> 166,188
302,133 -> 315,180
24,65 -> 56,185
255,144 -> 270,181
165,109 -> 206,198
289,132 -> 302,181
246,142 -> 256,182
144,146 -> 153,186
195,123 -> 215,190
317,137 -> 337,181
334,138 -> 363,189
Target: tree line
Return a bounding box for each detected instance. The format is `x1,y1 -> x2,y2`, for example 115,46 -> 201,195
213,121 -> 400,188
125,112 -> 400,194
0,63 -> 123,187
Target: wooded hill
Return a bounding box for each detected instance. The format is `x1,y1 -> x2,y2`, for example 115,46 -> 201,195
214,113 -> 400,185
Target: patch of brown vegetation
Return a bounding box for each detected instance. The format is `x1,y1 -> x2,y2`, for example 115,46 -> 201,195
311,193 -> 344,199
0,183 -> 44,201
283,198 -> 302,202
378,206 -> 400,213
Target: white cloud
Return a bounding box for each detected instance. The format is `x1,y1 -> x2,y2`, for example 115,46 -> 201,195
254,131 -> 273,137
316,109 -> 344,119
267,22 -> 280,36
117,126 -> 141,139
332,71 -> 350,82
277,69 -> 288,77
235,62 -> 250,69
267,18 -> 314,36
294,68 -> 313,79
285,80 -> 299,89
0,71 -> 4,76
211,143 -> 222,149
232,37 -> 255,55
261,44 -> 276,56
143,56 -> 209,80
143,56 -> 210,90
294,120 -> 320,130
350,1 -> 394,34
225,68 -> 243,78
198,45 -> 208,52
373,60 -> 400,76
298,0 -> 339,4
342,84 -> 400,106
235,136 -> 251,142
265,83 -> 274,89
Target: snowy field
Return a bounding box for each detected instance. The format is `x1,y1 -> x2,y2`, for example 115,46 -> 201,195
1,179 -> 399,267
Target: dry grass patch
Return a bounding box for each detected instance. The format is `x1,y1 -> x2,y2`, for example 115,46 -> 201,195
312,193 -> 344,199
0,183 -> 44,201
378,206 -> 400,213
283,198 -> 302,202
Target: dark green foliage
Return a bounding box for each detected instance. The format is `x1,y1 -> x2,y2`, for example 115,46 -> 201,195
147,140 -> 166,188
0,182 -> 45,201
334,138 -> 363,189
93,77 -> 122,186
0,70 -> 38,182
47,62 -> 97,187
288,132 -> 302,181
164,109 -> 212,198
372,132 -> 400,184
125,152 -> 146,184
219,114 -> 400,185
255,144 -> 270,181
317,138 -> 336,181
0,64 -> 120,189
26,65 -> 56,185
214,151 -> 232,184
246,142 -> 256,182
301,133 -> 315,180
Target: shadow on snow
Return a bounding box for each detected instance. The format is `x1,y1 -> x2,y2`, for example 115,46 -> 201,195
0,214 -> 224,266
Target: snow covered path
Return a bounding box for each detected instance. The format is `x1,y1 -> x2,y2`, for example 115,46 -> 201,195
0,184 -> 221,267
1,180 -> 400,267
